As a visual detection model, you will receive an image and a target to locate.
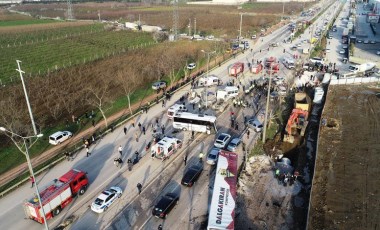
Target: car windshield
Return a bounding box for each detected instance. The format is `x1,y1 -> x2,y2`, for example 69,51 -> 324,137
208,154 -> 217,159
217,135 -> 227,141
94,198 -> 104,206
216,140 -> 224,144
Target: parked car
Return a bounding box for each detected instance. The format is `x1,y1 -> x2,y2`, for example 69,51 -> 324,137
152,81 -> 166,90
364,40 -> 369,44
342,45 -> 348,49
325,48 -> 331,53
377,51 -> 380,55
49,131 -> 72,145
251,35 -> 257,39
246,119 -> 263,132
370,40 -> 376,44
152,193 -> 179,219
181,164 -> 203,187
206,148 -> 220,165
187,63 -> 196,70
227,138 -> 241,152
226,48 -> 232,53
357,40 -> 363,43
214,133 -> 231,149
339,49 -> 345,54
91,187 -> 122,213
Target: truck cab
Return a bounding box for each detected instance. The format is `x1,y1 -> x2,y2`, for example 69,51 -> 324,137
59,169 -> 89,196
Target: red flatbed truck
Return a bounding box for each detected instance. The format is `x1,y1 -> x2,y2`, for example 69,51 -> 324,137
23,169 -> 89,224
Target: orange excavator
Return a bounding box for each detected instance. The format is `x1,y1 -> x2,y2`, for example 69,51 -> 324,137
284,93 -> 311,143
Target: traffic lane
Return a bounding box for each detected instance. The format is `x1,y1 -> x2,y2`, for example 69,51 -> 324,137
107,136 -> 215,230
141,162 -> 215,230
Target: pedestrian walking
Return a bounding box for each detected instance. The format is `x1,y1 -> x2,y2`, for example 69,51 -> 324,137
184,154 -> 188,166
142,126 -> 146,135
192,103 -> 195,110
132,118 -> 135,128
137,183 -> 143,195
118,145 -> 123,156
235,123 -> 239,130
86,147 -> 90,157
191,131 -> 195,139
135,151 -> 139,161
161,125 -> 165,134
156,117 -> 159,124
114,158 -> 123,168
138,122 -> 142,131
246,130 -> 250,139
92,119 -> 95,127
134,132 -> 139,142
30,176 -> 35,188
199,152 -> 204,162
124,125 -> 127,135
158,224 -> 163,230
162,100 -> 165,107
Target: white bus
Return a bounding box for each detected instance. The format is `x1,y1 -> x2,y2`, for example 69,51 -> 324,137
173,112 -> 217,134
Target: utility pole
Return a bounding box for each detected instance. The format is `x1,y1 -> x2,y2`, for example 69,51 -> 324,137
201,50 -> 216,109
262,64 -> 273,143
16,60 -> 38,136
282,0 -> 285,18
194,18 -> 197,36
98,10 -> 101,21
239,13 -> 243,39
66,0 -> 74,20
188,18 -> 191,36
172,0 -> 179,40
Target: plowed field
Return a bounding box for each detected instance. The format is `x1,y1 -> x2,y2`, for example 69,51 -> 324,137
308,85 -> 380,230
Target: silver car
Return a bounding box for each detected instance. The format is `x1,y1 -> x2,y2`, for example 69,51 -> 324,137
91,186 -> 123,213
227,138 -> 241,152
206,148 -> 220,165
246,119 -> 263,132
152,81 -> 166,90
214,133 -> 231,149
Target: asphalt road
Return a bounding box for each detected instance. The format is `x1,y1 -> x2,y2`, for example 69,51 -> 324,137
0,2 -> 339,230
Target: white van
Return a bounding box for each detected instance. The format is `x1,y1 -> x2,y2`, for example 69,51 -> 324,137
198,76 -> 220,87
309,57 -> 325,65
216,86 -> 239,101
167,104 -> 188,119
49,131 -> 73,145
283,58 -> 295,69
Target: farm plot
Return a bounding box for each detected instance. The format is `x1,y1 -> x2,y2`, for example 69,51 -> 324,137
0,27 -> 154,84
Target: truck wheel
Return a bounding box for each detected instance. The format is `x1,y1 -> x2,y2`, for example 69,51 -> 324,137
79,186 -> 87,196
53,207 -> 61,216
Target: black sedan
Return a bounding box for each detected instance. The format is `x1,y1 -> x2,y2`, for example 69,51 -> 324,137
181,164 -> 203,187
152,193 -> 179,219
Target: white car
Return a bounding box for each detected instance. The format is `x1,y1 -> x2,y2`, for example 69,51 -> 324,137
376,51 -> 380,55
342,45 -> 348,49
187,63 -> 196,70
339,49 -> 345,54
152,81 -> 166,90
214,133 -> 231,149
325,48 -> 331,53
364,40 -> 369,44
251,35 -> 257,39
91,187 -> 123,213
370,40 -> 376,44
49,131 -> 73,145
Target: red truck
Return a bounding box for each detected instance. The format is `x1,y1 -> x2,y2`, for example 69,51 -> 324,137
265,56 -> 277,68
23,169 -> 89,224
229,62 -> 244,77
250,63 -> 263,74
266,63 -> 280,74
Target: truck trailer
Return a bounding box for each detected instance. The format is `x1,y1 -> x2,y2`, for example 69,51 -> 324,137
24,169 -> 89,224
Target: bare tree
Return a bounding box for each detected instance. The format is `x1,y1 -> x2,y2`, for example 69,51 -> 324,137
116,69 -> 140,115
85,77 -> 112,128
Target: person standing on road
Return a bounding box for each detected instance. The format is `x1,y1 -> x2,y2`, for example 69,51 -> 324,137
134,132 -> 139,142
138,122 -> 142,131
246,130 -> 250,139
184,154 -> 188,166
118,145 -> 123,156
142,126 -> 146,135
131,118 -> 135,128
199,152 -> 204,162
30,176 -> 35,188
86,147 -> 90,157
137,183 -> 143,195
124,125 -> 127,135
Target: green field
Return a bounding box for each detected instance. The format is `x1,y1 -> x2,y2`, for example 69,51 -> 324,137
0,19 -> 60,27
0,24 -> 155,84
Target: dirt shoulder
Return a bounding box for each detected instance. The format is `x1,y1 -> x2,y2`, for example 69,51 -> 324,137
308,85 -> 380,229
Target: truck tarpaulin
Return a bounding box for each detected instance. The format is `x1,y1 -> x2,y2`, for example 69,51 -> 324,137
207,150 -> 238,230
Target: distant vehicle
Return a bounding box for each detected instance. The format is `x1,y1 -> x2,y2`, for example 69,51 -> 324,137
325,48 -> 331,53
270,42 -> 279,47
24,169 -> 89,223
229,62 -> 244,77
290,46 -> 297,51
261,28 -> 265,32
173,112 -> 217,134
206,148 -> 220,165
357,40 -> 363,43
348,62 -> 376,73
150,136 -> 182,159
282,57 -> 295,69
226,48 -> 232,53
370,40 -> 376,44
227,138 -> 241,152
339,49 -> 345,54
364,40 -> 369,44
296,43 -> 302,47
251,34 -> 257,39
152,81 -> 166,90
232,44 -> 239,50
309,57 -> 325,65
246,119 -> 263,132
152,193 -> 179,219
342,45 -> 348,49
197,75 -> 220,87
167,104 -> 188,119
181,164 -> 203,187
214,133 -> 231,149
217,86 -> 239,102
377,51 -> 380,55
187,63 -> 196,70
49,131 -> 72,145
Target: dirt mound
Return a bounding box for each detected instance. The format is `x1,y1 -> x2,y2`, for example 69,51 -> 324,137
236,155 -> 302,230
308,85 -> 380,230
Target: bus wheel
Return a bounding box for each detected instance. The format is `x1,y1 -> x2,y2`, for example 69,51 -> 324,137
53,207 -> 61,216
